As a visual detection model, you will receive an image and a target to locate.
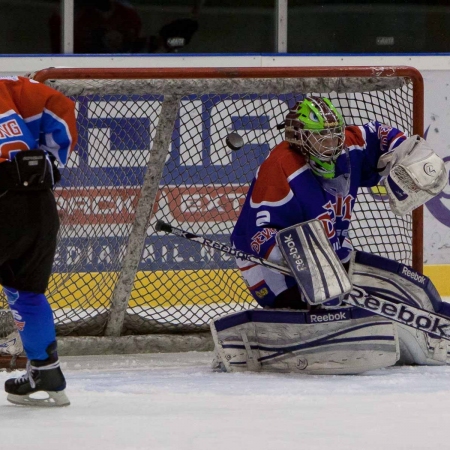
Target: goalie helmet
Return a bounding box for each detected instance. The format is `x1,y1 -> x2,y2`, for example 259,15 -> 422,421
285,96 -> 345,179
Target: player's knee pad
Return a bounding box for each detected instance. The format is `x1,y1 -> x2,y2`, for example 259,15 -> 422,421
349,250 -> 450,365
210,307 -> 399,375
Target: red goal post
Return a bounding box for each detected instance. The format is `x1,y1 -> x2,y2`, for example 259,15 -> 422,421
0,66 -> 424,356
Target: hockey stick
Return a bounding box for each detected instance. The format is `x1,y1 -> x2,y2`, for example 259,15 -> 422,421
155,220 -> 450,341
155,220 -> 291,276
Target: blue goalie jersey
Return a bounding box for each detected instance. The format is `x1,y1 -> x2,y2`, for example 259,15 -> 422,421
231,121 -> 406,306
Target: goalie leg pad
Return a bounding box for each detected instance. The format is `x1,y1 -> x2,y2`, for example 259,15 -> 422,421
396,324 -> 449,365
349,250 -> 450,365
275,219 -> 352,305
210,307 -> 399,375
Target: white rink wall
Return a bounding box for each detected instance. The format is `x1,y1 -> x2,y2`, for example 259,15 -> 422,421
0,53 -> 449,287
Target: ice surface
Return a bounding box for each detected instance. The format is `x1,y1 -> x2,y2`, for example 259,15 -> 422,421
1,351 -> 450,450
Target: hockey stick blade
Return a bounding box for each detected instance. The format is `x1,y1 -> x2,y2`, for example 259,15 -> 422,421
155,221 -> 450,341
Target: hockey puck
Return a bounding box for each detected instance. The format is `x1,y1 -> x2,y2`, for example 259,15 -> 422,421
225,132 -> 244,151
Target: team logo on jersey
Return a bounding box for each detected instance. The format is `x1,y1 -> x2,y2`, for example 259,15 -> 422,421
250,228 -> 277,253
316,194 -> 354,238
377,124 -> 394,151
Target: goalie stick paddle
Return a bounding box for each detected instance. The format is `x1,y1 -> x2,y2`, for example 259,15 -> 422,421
155,220 -> 450,341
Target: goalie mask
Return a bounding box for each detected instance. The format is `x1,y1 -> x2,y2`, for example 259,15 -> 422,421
285,97 -> 345,179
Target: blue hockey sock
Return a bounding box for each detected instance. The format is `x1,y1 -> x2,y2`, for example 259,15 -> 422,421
3,286 -> 57,361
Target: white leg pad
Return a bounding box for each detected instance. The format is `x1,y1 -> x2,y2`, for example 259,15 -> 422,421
210,308 -> 399,375
396,324 -> 449,365
349,250 -> 450,365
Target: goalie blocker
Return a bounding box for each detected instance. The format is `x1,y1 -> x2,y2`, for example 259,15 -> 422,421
275,219 -> 352,305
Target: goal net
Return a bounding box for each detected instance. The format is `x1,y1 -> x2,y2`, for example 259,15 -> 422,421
0,66 -> 423,353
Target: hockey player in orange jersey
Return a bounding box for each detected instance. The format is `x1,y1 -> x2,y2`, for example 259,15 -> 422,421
0,76 -> 77,406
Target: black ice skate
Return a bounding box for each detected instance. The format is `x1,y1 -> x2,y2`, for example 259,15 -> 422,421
5,342 -> 70,407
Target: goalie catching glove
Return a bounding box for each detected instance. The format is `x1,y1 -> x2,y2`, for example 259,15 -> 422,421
378,135 -> 447,216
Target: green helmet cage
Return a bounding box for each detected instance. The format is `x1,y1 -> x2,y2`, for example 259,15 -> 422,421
285,96 -> 346,179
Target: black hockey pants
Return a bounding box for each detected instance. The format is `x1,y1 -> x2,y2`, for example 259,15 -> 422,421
0,189 -> 59,293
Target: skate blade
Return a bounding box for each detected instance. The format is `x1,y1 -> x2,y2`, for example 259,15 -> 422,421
7,390 -> 70,407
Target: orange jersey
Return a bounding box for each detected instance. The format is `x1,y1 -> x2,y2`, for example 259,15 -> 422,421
0,76 -> 77,165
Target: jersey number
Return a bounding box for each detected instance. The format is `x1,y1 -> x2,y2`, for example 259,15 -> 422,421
256,210 -> 270,227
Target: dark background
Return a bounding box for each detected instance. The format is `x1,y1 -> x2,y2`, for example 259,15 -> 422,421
0,0 -> 448,54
